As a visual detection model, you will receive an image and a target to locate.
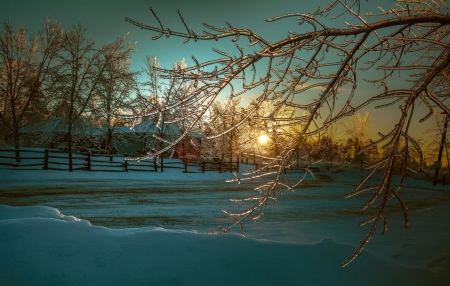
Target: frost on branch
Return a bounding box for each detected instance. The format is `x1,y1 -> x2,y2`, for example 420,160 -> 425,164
125,0 -> 450,266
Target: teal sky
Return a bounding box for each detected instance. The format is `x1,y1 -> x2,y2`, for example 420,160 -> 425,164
3,0 -> 378,68
1,1 -> 312,64
1,0 -> 439,142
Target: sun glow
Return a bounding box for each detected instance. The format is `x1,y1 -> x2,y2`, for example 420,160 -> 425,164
259,134 -> 269,144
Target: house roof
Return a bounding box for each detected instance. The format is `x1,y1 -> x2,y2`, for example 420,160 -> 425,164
20,117 -> 205,139
133,120 -> 204,139
133,120 -> 182,136
20,117 -> 97,135
95,126 -> 134,136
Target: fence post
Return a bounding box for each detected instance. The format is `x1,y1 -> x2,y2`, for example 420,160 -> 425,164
160,156 -> 164,172
236,158 -> 239,173
43,149 -> 49,170
69,151 -> 73,172
202,161 -> 205,173
184,158 -> 188,173
154,157 -> 157,172
87,152 -> 91,171
124,154 -> 128,172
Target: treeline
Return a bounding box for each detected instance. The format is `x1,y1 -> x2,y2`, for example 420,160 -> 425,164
0,19 -> 200,166
0,19 -> 436,173
0,19 -> 134,160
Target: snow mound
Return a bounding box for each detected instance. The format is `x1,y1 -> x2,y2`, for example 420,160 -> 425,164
1,205 -> 447,285
0,205 -> 90,225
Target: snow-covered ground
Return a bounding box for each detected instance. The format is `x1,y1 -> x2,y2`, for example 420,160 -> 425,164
0,164 -> 449,285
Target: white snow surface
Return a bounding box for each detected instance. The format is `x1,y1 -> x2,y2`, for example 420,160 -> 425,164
0,165 -> 449,285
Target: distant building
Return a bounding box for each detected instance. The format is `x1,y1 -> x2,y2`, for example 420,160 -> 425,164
133,118 -> 204,159
18,117 -> 205,158
19,117 -> 97,150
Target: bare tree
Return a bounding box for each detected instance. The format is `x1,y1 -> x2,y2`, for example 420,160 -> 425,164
326,123 -> 340,169
313,123 -> 342,169
125,0 -> 450,265
88,47 -> 137,154
424,110 -> 449,182
341,112 -> 371,170
0,19 -> 62,161
207,98 -> 249,163
48,23 -> 134,170
132,56 -> 198,157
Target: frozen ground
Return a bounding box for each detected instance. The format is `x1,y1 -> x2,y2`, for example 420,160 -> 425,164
0,164 -> 449,285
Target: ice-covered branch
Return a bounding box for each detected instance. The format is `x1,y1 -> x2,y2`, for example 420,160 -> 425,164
125,0 -> 450,266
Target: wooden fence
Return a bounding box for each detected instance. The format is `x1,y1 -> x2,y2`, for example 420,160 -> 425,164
257,161 -> 320,174
0,148 -> 240,173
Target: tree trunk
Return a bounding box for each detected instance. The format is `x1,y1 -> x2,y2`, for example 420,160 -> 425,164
67,116 -> 73,172
13,131 -> 21,163
229,132 -> 233,172
330,143 -> 333,169
107,109 -> 113,153
107,127 -> 113,153
68,132 -> 73,172
433,117 -> 448,185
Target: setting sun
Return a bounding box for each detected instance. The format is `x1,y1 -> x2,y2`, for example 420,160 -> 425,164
259,134 -> 269,144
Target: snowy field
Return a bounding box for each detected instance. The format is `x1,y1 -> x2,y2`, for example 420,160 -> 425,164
0,164 -> 449,285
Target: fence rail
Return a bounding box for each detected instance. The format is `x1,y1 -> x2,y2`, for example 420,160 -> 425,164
0,148 -> 240,173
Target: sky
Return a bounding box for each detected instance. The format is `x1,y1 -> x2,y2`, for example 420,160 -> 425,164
2,0 -> 383,69
3,0 -> 344,68
1,0 -> 440,141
